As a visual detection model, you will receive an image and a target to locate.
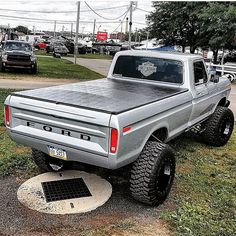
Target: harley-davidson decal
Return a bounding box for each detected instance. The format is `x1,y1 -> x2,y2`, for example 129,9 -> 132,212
138,61 -> 157,77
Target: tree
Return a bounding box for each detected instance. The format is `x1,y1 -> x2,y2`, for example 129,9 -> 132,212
146,2 -> 236,60
200,2 -> 236,62
147,2 -> 208,53
14,25 -> 30,35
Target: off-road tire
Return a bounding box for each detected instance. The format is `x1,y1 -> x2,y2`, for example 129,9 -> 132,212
32,149 -> 65,172
0,63 -> 5,72
201,106 -> 234,146
130,142 -> 176,206
31,64 -> 37,74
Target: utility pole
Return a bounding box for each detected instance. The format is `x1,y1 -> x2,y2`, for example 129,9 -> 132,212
82,26 -> 85,39
128,1 -> 133,49
146,31 -> 149,50
53,20 -> 56,38
92,19 -> 96,42
125,17 -> 128,33
62,25 -> 64,36
120,19 -> 123,41
135,27 -> 137,43
70,23 -> 73,38
74,1 -> 80,64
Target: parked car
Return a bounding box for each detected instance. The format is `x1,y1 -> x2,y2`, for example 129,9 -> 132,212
61,36 -> 87,54
4,51 -> 234,206
221,51 -> 236,63
46,41 -> 69,56
33,40 -> 50,50
0,40 -> 37,74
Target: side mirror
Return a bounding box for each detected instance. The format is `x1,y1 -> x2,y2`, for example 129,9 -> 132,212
210,75 -> 219,83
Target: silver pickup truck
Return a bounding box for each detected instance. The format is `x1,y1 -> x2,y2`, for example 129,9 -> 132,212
4,51 -> 234,206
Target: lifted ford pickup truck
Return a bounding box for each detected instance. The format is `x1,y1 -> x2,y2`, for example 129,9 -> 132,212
4,51 -> 234,206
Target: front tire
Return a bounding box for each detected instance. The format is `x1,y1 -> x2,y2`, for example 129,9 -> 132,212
0,63 -> 5,72
32,149 -> 65,172
130,142 -> 175,206
201,106 -> 234,146
31,64 -> 37,74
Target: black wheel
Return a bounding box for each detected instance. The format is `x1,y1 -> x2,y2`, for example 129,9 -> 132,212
31,64 -> 37,74
32,149 -> 66,172
0,63 -> 5,72
201,106 -> 234,146
130,141 -> 175,206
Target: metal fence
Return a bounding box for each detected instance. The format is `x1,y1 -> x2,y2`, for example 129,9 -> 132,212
205,62 -> 236,82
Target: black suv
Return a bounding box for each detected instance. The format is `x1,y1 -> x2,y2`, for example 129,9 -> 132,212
0,40 -> 37,74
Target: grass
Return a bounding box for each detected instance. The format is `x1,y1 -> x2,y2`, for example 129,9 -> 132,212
0,89 -> 36,177
78,54 -> 113,60
0,88 -> 235,235
35,50 -> 113,60
0,57 -> 103,80
161,133 -> 236,235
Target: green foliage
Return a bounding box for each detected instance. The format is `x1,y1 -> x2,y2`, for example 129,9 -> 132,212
0,57 -> 103,80
35,51 -> 113,60
36,57 -> 103,79
0,153 -> 36,177
200,3 -> 236,50
14,25 -> 30,35
147,2 -> 236,54
0,89 -> 36,177
161,132 -> 236,235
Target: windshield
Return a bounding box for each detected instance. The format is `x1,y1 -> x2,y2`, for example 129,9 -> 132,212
4,42 -> 32,51
113,56 -> 183,84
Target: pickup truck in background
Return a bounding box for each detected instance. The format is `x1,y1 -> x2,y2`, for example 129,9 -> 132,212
4,51 -> 234,206
0,40 -> 37,74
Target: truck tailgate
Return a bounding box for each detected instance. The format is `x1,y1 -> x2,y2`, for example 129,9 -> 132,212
12,79 -> 188,114
9,96 -> 111,156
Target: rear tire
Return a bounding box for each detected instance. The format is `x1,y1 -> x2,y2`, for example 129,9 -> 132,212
201,106 -> 234,146
130,142 -> 175,206
32,149 -> 65,172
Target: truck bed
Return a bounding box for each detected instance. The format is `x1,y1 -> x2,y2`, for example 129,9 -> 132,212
12,79 -> 188,114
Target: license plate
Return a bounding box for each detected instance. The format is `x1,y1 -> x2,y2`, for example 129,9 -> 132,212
48,146 -> 67,160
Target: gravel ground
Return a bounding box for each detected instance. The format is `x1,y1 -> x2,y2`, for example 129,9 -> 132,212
0,167 -> 173,236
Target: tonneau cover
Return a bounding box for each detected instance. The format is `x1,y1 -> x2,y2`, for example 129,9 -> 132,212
13,79 -> 188,114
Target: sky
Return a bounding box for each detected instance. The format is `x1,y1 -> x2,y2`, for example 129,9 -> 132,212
0,0 -> 154,34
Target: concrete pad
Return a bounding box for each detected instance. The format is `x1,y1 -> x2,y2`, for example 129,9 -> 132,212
17,170 -> 112,215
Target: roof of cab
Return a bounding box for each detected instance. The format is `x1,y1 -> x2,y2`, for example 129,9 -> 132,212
115,50 -> 202,62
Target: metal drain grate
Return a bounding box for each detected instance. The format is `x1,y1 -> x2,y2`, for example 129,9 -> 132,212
41,178 -> 92,202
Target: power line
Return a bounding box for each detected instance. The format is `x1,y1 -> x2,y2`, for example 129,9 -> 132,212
136,8 -> 152,14
133,21 -> 147,26
110,6 -> 130,34
0,14 -> 130,24
84,2 -> 129,21
0,5 -> 129,14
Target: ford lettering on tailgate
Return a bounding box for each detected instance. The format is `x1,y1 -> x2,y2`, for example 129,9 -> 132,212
26,121 -> 91,141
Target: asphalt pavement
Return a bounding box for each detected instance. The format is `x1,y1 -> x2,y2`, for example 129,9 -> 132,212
64,57 -> 112,76
0,78 -> 76,89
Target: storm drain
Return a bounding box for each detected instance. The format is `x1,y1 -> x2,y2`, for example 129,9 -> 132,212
17,170 -> 112,214
42,178 -> 92,202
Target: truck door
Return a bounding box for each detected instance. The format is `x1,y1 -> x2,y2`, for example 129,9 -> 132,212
189,60 -> 216,125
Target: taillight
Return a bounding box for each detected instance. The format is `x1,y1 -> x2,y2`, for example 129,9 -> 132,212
110,128 -> 118,154
5,105 -> 10,127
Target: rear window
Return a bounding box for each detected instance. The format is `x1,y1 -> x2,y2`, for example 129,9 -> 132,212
113,55 -> 183,84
